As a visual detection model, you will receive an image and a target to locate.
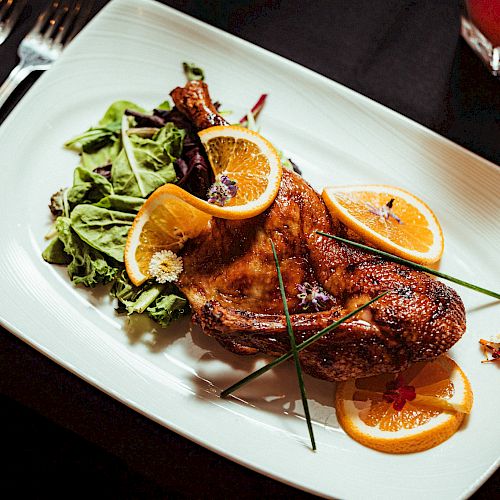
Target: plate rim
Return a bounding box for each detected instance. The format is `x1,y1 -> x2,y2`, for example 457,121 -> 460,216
0,0 -> 498,497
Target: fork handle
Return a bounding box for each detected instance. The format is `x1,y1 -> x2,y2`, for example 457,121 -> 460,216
0,62 -> 34,111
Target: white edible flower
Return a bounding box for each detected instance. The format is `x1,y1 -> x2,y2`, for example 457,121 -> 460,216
148,250 -> 183,283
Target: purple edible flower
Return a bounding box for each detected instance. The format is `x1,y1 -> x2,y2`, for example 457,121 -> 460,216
207,175 -> 238,206
220,175 -> 238,197
297,282 -> 331,312
366,198 -> 402,224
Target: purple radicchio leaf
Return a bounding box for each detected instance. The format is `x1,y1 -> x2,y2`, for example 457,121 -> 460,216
124,109 -> 166,128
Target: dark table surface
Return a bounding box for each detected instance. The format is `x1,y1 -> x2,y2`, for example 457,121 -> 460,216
0,1 -> 498,498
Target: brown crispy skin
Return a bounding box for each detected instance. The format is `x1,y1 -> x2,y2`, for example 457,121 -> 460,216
178,171 -> 466,381
172,82 -> 466,381
170,81 -> 227,130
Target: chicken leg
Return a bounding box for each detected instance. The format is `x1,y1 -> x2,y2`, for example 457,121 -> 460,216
172,81 -> 466,381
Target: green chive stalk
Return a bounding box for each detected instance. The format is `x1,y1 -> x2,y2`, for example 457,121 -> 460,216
316,232 -> 500,300
220,292 -> 388,399
270,240 -> 316,450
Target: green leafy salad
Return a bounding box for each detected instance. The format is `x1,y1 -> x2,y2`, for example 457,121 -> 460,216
42,98 -> 190,328
42,63 -> 301,330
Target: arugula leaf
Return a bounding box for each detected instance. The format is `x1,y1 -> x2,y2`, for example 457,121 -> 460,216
42,237 -> 71,265
56,217 -> 117,287
112,121 -> 183,197
67,166 -> 114,206
147,292 -> 188,327
94,194 -> 144,213
70,205 -> 134,262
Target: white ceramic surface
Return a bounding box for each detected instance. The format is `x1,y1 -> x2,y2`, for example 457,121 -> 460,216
0,0 -> 498,498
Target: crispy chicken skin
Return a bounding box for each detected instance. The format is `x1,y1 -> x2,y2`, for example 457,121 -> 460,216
173,82 -> 466,381
170,80 -> 227,130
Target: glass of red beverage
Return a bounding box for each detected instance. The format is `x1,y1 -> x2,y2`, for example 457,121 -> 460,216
461,0 -> 500,76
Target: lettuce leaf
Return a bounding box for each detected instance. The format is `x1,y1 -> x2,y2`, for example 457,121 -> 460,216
70,205 -> 134,262
80,140 -> 121,170
67,166 -> 114,206
64,125 -> 120,154
111,122 -> 184,197
111,270 -> 189,326
147,292 -> 188,327
42,237 -> 71,265
99,101 -> 145,127
94,194 -> 144,213
111,270 -> 162,314
64,100 -> 145,155
55,217 -> 117,287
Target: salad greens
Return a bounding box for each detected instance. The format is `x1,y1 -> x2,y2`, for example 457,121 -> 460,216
94,194 -> 145,213
113,119 -> 183,197
62,101 -> 143,155
42,235 -> 71,265
111,271 -> 187,327
42,97 -> 192,328
70,205 -> 135,262
182,62 -> 205,81
67,166 -> 114,206
54,216 -> 118,287
42,62 -> 295,331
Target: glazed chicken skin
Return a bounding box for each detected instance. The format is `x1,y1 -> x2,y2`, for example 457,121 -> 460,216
172,81 -> 466,381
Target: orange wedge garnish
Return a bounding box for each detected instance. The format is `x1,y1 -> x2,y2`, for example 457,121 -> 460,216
125,126 -> 282,285
335,356 -> 473,454
322,185 -> 444,264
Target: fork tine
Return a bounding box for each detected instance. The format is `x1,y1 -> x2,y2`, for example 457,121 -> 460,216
43,1 -> 69,40
0,0 -> 26,46
65,0 -> 94,44
3,0 -> 27,29
29,0 -> 59,36
53,0 -> 79,45
0,0 -> 14,23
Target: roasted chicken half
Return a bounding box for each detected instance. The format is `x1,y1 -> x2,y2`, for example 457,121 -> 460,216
172,81 -> 466,381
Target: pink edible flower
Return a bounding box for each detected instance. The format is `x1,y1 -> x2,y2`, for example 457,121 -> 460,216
383,374 -> 416,411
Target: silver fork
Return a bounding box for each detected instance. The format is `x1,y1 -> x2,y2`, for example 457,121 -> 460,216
0,1 -> 92,111
0,0 -> 26,45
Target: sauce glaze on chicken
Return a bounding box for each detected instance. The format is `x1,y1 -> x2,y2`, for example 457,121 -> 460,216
172,81 -> 466,381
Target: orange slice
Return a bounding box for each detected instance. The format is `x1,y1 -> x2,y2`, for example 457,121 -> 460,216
125,126 -> 282,285
335,356 -> 473,454
198,125 -> 282,214
322,185 -> 444,264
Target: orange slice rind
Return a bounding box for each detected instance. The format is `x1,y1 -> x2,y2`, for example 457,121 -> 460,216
322,185 -> 444,264
335,356 -> 473,454
125,126 -> 282,285
198,125 -> 282,215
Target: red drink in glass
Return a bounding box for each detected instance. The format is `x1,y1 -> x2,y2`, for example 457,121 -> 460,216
462,0 -> 500,75
467,0 -> 500,46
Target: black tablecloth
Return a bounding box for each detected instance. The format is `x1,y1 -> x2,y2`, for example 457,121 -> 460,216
1,1 -> 498,497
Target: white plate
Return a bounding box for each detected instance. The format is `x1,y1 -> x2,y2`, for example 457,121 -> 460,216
0,0 -> 498,497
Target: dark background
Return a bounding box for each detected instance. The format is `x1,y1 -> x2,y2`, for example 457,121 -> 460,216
0,0 -> 498,498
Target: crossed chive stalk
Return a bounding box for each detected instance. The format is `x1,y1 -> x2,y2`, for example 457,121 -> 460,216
220,238 -> 388,450
220,236 -> 499,451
